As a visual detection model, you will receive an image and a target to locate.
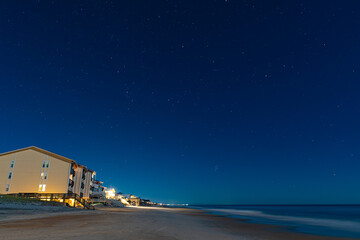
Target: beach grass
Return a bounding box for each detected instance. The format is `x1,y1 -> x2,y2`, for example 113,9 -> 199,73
0,195 -> 42,204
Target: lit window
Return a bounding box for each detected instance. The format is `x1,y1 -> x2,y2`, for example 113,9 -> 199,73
5,184 -> 10,192
8,172 -> 12,179
10,161 -> 15,168
38,184 -> 46,192
41,173 -> 48,180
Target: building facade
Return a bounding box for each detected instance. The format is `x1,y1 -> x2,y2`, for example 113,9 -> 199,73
90,180 -> 105,199
69,164 -> 94,199
0,146 -> 94,200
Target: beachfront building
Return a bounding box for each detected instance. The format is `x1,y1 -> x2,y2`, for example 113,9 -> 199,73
90,180 -> 106,199
129,195 -> 141,206
115,193 -> 131,206
0,146 -> 94,206
120,194 -> 141,206
105,188 -> 116,199
70,164 -> 95,199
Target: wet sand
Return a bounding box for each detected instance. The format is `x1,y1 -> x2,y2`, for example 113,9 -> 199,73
0,207 -> 357,240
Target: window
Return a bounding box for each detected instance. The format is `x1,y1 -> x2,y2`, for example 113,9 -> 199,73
42,160 -> 50,168
8,172 -> 12,179
38,184 -> 46,192
5,184 -> 10,192
41,172 -> 48,180
10,160 -> 15,168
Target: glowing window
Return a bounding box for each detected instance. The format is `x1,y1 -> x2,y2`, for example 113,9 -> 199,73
41,173 -> 48,180
38,184 -> 46,192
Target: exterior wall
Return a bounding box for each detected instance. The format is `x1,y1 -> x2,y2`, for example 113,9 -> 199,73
72,166 -> 93,199
72,167 -> 83,196
82,171 -> 94,199
129,197 -> 141,206
0,154 -> 12,194
0,149 -> 71,194
67,163 -> 75,194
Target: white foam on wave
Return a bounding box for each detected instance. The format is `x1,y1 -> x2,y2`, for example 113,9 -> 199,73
204,208 -> 360,233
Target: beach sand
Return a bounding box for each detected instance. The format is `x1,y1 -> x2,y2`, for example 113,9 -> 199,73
0,206 -> 356,240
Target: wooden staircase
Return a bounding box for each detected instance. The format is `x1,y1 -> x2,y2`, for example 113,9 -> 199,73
74,195 -> 94,210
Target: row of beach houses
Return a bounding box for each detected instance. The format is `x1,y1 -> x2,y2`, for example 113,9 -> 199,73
0,146 -> 146,208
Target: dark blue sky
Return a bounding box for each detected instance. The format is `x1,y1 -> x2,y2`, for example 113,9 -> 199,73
1,1 -> 360,204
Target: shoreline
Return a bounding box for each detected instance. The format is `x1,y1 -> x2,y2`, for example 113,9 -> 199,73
0,206 -> 357,240
180,207 -> 358,240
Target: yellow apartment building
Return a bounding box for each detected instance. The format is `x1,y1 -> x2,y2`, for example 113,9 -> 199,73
0,146 -> 94,200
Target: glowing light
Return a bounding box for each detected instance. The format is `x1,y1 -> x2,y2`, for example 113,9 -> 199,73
68,198 -> 75,206
105,188 -> 116,199
120,197 -> 130,205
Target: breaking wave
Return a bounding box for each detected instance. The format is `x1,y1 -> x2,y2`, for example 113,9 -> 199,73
204,208 -> 360,233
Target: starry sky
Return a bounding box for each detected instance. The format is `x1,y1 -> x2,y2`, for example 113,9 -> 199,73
1,1 -> 360,204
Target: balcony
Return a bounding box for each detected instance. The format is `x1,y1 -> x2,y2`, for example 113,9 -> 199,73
68,180 -> 74,188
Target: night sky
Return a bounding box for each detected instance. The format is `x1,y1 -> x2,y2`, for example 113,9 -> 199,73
1,1 -> 360,204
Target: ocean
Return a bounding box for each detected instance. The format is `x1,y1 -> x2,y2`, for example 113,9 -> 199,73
191,205 -> 360,238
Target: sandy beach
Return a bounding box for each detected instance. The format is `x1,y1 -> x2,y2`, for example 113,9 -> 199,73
0,206 -> 357,240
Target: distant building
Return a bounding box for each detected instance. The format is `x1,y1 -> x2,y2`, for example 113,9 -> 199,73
69,164 -> 95,199
90,180 -> 106,199
123,194 -> 141,206
105,188 -> 116,199
115,193 -> 130,205
140,199 -> 154,206
0,146 -> 94,204
129,197 -> 141,206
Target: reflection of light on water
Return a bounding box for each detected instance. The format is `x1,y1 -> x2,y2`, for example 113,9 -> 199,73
206,208 -> 360,233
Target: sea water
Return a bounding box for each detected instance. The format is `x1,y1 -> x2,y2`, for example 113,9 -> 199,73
191,205 -> 360,238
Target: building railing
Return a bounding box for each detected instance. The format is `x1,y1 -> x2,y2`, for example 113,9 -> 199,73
68,179 -> 74,187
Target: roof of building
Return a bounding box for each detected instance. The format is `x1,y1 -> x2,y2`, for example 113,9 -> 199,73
0,146 -> 76,164
78,164 -> 95,172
